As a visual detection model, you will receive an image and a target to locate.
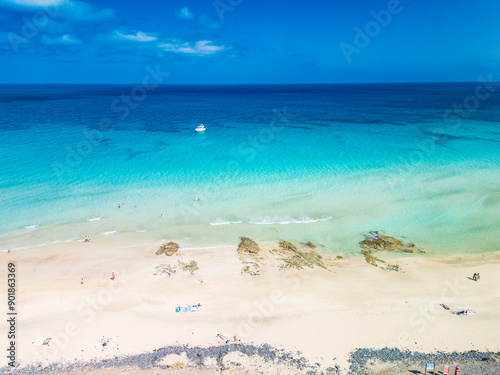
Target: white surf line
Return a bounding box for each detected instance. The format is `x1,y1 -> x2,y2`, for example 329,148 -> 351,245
248,216 -> 332,225
87,217 -> 101,222
209,219 -> 243,226
100,230 -> 117,235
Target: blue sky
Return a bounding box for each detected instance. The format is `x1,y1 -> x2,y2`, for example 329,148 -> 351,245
1,0 -> 499,83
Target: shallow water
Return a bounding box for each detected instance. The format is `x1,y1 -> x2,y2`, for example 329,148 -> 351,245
0,83 -> 499,254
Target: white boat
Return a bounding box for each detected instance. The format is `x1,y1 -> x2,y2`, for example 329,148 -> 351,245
195,124 -> 206,132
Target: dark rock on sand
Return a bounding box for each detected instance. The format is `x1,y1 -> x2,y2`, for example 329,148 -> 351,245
155,241 -> 179,256
276,240 -> 326,270
178,260 -> 199,275
279,240 -> 298,252
305,241 -> 317,248
237,237 -> 260,255
241,262 -> 260,276
359,232 -> 423,271
360,234 -> 403,251
153,264 -> 177,276
360,232 -> 423,254
237,237 -> 261,276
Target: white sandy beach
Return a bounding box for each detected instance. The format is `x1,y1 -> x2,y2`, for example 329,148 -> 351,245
1,240 -> 500,373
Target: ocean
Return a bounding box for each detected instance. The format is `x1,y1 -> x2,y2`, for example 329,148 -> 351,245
0,83 -> 499,255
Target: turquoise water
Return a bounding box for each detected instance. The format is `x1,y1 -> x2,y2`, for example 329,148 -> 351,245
0,84 -> 499,254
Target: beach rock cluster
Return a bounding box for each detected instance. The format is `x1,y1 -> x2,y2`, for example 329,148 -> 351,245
359,249 -> 400,271
237,237 -> 261,276
301,241 -> 317,248
359,232 -> 423,271
360,233 -> 420,253
360,234 -> 404,251
237,237 -> 260,254
153,264 -> 177,276
178,259 -> 199,275
274,240 -> 326,270
241,262 -> 260,276
155,241 -> 179,256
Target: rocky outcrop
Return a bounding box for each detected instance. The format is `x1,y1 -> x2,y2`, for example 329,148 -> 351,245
360,234 -> 403,251
359,232 -> 423,271
241,262 -> 260,276
237,237 -> 261,276
300,241 -> 316,248
237,237 -> 260,255
156,241 -> 179,256
178,260 -> 199,275
275,240 -> 326,270
360,232 -> 423,253
279,240 -> 297,252
360,250 -> 400,272
153,264 -> 177,276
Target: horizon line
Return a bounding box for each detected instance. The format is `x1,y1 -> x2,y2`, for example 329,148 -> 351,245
1,81 -> 498,86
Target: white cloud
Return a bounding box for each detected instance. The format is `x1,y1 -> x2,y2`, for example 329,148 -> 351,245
41,34 -> 82,44
1,0 -> 63,6
0,0 -> 115,21
159,40 -> 225,55
61,0 -> 114,21
113,30 -> 158,43
176,6 -> 194,20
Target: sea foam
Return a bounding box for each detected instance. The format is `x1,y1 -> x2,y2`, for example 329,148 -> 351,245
209,219 -> 243,226
100,230 -> 117,235
248,216 -> 332,225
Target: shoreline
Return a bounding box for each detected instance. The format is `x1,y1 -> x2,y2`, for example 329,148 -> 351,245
1,238 -> 499,373
3,233 -> 500,260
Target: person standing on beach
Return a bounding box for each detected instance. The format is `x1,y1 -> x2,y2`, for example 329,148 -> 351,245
111,272 -> 115,281
81,278 -> 84,284
472,273 -> 477,281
